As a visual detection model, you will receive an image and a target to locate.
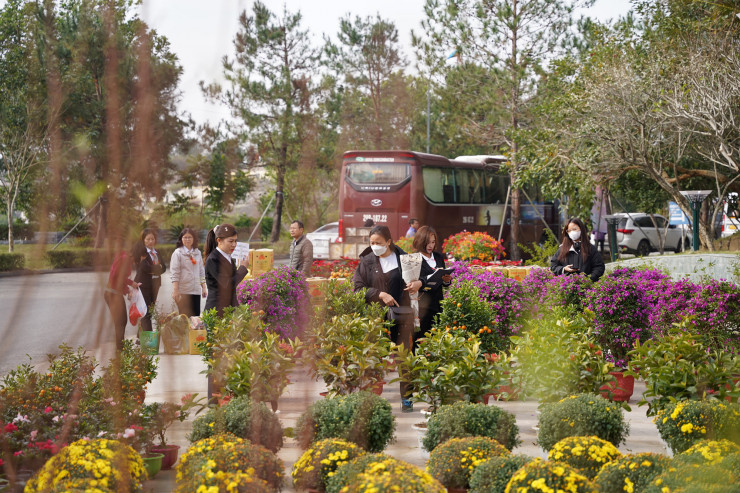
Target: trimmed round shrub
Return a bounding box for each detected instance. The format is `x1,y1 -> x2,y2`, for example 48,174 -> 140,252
645,463 -> 740,493
594,453 -> 672,493
538,393 -> 629,451
655,400 -> 740,454
505,458 -> 596,492
326,453 -> 444,493
176,433 -> 282,492
187,395 -> 283,452
674,438 -> 740,466
547,435 -> 622,479
469,455 -> 532,493
427,436 -> 510,490
291,438 -> 365,492
296,391 -> 395,452
423,401 -> 520,452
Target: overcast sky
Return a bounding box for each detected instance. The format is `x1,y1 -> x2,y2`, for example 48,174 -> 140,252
138,0 -> 632,127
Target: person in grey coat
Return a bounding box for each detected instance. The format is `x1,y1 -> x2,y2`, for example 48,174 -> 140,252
289,220 -> 313,277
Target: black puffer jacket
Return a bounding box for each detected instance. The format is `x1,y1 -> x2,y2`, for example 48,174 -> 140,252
550,244 -> 605,282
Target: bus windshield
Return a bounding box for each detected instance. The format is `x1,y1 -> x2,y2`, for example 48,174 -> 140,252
346,161 -> 410,185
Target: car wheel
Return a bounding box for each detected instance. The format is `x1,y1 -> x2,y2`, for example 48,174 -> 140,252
676,239 -> 683,253
637,240 -> 650,257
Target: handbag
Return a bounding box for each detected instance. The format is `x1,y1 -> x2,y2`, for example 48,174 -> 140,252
387,306 -> 414,323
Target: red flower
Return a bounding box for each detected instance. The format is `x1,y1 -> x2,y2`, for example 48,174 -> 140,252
44,406 -> 53,414
4,423 -> 17,433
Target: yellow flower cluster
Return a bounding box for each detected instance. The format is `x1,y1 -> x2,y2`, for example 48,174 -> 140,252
548,436 -> 622,479
25,439 -> 145,493
427,437 -> 510,489
292,438 -> 364,491
593,452 -> 671,493
341,457 -> 445,493
677,439 -> 740,465
505,458 -> 595,493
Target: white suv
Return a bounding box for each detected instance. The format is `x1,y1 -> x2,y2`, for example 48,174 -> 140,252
615,213 -> 688,256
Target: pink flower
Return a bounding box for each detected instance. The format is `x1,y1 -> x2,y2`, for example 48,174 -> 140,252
122,428 -> 136,438
30,430 -> 38,440
44,407 -> 53,414
4,423 -> 17,433
13,450 -> 22,456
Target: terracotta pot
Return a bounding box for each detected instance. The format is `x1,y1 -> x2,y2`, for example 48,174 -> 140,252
599,371 -> 635,402
363,381 -> 386,396
149,444 -> 180,470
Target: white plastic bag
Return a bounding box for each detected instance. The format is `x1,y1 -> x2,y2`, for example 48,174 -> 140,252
128,288 -> 147,326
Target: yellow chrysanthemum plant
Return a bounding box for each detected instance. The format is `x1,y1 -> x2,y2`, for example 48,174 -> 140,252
504,458 -> 597,493
547,435 -> 622,479
25,438 -> 145,493
325,453 -> 445,493
645,445 -> 740,493
673,438 -> 740,466
426,436 -> 510,490
593,453 -> 672,493
175,433 -> 283,493
291,438 -> 365,492
654,399 -> 740,454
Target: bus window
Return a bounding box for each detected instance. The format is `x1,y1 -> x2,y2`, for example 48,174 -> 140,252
483,171 -> 508,204
456,169 -> 484,203
423,167 -> 456,203
346,162 -> 409,185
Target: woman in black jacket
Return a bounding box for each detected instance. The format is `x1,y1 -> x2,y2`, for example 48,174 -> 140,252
134,228 -> 166,332
353,225 -> 421,412
203,223 -> 249,317
413,226 -> 451,337
550,218 -> 605,282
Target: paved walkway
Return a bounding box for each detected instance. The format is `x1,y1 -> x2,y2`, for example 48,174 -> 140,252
143,353 -> 669,492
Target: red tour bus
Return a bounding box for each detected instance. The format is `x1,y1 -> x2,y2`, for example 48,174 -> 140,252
338,150 -> 560,248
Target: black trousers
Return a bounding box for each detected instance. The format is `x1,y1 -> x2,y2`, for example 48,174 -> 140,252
104,291 -> 127,351
390,318 -> 416,398
177,294 -> 201,317
139,284 -> 160,332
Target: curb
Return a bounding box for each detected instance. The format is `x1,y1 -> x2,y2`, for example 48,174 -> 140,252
0,267 -> 100,278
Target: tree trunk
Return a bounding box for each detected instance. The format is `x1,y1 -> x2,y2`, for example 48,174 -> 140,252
7,200 -> 14,253
270,166 -> 285,243
94,198 -> 107,248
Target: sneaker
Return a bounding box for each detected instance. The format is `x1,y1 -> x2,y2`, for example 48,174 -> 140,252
401,398 -> 414,413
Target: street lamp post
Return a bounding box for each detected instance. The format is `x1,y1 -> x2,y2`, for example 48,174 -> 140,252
679,190 -> 712,252
603,215 -> 621,262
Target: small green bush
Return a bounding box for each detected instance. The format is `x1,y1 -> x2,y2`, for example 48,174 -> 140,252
427,436 -> 510,490
423,402 -> 520,452
644,463 -> 739,493
655,400 -> 740,454
548,435 -> 622,479
593,453 -> 671,493
537,393 -> 629,451
326,453 -> 445,493
469,455 -> 533,493
187,395 -> 283,452
326,453 -> 394,493
46,250 -> 94,268
506,459 -> 596,493
295,391 -> 395,453
0,252 -> 25,271
673,438 -> 740,466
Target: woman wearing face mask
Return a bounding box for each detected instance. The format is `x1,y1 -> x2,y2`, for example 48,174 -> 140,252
413,226 -> 451,337
353,225 -> 422,412
550,218 -> 605,282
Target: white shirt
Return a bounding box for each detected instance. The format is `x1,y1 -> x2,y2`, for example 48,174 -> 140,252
422,253 -> 437,269
216,247 -> 232,262
378,253 -> 399,273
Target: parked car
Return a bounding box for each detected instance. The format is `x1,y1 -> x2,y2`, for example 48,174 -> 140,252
306,222 -> 339,259
614,213 -> 688,256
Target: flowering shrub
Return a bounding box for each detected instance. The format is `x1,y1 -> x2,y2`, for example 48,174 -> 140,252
326,453 -> 445,493
291,438 -> 365,492
442,230 -> 506,261
427,436 -> 510,489
548,435 -> 622,479
175,433 -> 282,492
537,394 -> 629,451
237,265 -> 310,339
312,258 -> 359,278
423,401 -> 520,452
295,391 -> 395,453
673,438 -> 740,466
468,455 -> 533,493
593,453 -> 672,493
25,438 -> 145,493
655,400 -> 740,454
505,458 -> 596,493
394,236 -> 414,253
645,462 -> 738,493
546,272 -> 593,313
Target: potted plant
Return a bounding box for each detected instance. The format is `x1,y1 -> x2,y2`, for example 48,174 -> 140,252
654,400 -> 740,454
548,436 -> 622,479
140,398 -> 195,470
305,314 -> 394,396
469,455 -> 534,493
625,318 -> 740,416
537,393 -> 630,452
505,459 -> 595,492
422,401 -> 520,453
426,436 -> 510,491
291,438 -> 365,492
397,328 -> 502,413
295,391 -> 395,453
593,453 -> 671,493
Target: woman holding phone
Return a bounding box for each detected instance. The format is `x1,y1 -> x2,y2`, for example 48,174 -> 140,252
550,218 -> 605,282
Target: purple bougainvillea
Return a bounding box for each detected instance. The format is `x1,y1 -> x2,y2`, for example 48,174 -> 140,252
237,266 -> 310,340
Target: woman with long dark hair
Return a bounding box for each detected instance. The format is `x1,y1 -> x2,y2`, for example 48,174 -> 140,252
170,227 -> 206,317
353,225 -> 422,412
550,218 -> 605,282
203,223 -> 249,317
134,228 -> 166,331
412,226 -> 451,337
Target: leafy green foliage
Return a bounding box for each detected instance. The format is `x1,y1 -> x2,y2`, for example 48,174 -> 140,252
423,402 -> 520,452
519,229 -> 559,267
0,252 -> 24,270
469,455 -> 534,493
295,391 -> 395,453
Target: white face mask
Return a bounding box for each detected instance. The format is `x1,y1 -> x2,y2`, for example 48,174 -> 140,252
568,230 -> 581,241
371,244 -> 388,256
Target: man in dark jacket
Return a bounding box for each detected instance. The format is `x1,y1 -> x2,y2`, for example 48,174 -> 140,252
289,220 -> 313,277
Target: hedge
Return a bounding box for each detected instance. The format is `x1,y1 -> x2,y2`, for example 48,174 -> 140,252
0,253 -> 25,271
45,250 -> 98,269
